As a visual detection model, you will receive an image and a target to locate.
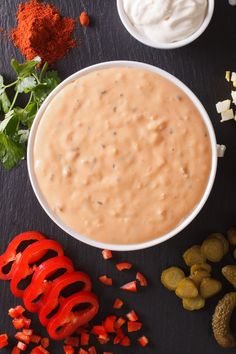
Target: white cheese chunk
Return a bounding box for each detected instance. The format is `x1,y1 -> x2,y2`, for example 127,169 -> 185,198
220,109 -> 234,122
216,99 -> 231,113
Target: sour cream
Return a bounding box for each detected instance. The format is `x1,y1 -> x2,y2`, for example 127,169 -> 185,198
122,0 -> 208,43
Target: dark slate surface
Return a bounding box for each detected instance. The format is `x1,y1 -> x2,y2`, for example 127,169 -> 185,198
0,0 -> 236,353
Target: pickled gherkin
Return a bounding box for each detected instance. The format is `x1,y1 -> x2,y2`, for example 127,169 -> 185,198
201,238 -> 224,262
175,277 -> 198,299
212,292 -> 236,348
200,278 -> 222,299
222,265 -> 236,289
183,296 -> 205,311
183,245 -> 206,267
227,227 -> 236,246
161,267 -> 185,291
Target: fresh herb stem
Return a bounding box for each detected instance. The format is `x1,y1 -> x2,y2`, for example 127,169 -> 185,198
9,91 -> 19,111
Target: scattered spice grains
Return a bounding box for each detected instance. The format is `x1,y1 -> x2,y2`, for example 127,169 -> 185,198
11,0 -> 76,65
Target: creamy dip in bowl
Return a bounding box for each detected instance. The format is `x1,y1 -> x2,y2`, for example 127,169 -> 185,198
28,61 -> 217,251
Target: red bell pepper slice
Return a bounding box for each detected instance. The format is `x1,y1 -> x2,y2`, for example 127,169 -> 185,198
39,271 -> 92,326
102,250 -> 112,260
120,281 -> 137,292
138,335 -> 149,347
23,256 -> 74,312
47,291 -> 99,340
115,262 -> 132,271
103,316 -> 117,333
12,347 -> 20,354
0,231 -> 45,280
113,298 -> 123,309
126,310 -> 138,322
10,239 -> 64,297
80,332 -> 89,346
120,336 -> 131,347
64,337 -> 79,346
136,272 -> 148,287
63,346 -> 74,354
98,275 -> 112,286
127,321 -> 142,332
88,347 -> 97,354
0,333 -> 8,348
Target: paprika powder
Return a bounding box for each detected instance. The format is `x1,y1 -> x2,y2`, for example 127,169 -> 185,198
11,0 -> 76,65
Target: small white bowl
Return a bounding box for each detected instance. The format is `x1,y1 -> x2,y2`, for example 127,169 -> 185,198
117,0 -> 215,49
28,61 -> 218,251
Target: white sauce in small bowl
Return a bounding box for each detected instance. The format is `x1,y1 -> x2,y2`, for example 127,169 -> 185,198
122,0 -> 208,44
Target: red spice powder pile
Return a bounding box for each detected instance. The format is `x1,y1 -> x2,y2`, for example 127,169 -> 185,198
11,0 -> 76,65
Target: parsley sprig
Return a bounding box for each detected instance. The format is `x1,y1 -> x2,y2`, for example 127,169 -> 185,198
0,56 -> 61,169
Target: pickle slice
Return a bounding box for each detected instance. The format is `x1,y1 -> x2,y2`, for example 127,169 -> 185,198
183,295 -> 205,311
175,277 -> 198,299
208,233 -> 229,255
161,267 -> 185,291
200,277 -> 222,299
190,263 -> 212,275
201,238 -> 224,262
222,265 -> 236,289
190,269 -> 210,286
227,227 -> 236,246
183,245 -> 206,267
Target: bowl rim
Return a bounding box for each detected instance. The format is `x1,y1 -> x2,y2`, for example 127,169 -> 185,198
116,0 -> 215,49
27,60 -> 218,251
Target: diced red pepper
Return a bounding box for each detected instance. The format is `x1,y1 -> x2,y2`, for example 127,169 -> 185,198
136,272 -> 148,287
92,325 -> 107,336
22,328 -> 33,336
103,352 -> 114,354
127,321 -> 142,332
126,310 -> 138,322
30,334 -> 42,344
12,317 -> 25,329
12,347 -> 20,354
98,275 -> 112,286
138,336 -> 149,347
31,345 -> 49,354
41,337 -> 50,348
115,317 -> 126,329
78,349 -> 88,354
22,316 -> 31,329
102,250 -> 112,260
116,262 -> 132,271
97,334 -> 110,344
63,345 -> 74,354
103,315 -> 117,333
15,332 -> 30,344
64,337 -> 79,347
113,335 -> 121,344
0,333 -> 8,348
8,305 -> 25,318
120,281 -> 137,292
113,298 -> 123,309
120,336 -> 131,347
17,341 -> 27,351
88,347 -> 97,354
81,332 -> 89,346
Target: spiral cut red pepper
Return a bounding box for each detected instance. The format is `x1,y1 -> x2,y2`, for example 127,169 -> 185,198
0,232 -> 99,340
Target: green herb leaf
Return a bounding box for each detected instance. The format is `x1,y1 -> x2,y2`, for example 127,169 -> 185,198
16,76 -> 37,93
0,132 -> 25,169
11,57 -> 41,78
33,70 -> 61,105
15,102 -> 37,128
0,91 -> 11,113
18,129 -> 29,144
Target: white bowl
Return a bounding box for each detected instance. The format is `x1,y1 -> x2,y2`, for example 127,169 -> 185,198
27,61 -> 217,251
117,0 -> 215,49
